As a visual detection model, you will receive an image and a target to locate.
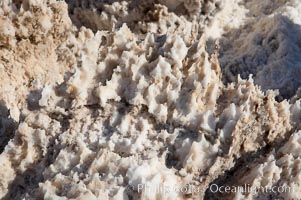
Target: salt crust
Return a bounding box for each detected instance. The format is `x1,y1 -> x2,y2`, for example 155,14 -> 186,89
0,0 -> 301,199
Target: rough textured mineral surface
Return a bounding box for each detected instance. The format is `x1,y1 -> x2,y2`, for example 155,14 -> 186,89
1,0 -> 301,200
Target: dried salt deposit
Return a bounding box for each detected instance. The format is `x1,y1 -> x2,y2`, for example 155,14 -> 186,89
1,0 -> 301,199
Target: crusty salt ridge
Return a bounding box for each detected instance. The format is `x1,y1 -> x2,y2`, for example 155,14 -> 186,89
0,0 -> 78,120
209,131 -> 301,199
219,0 -> 301,99
1,0 -> 301,200
66,0 -> 224,35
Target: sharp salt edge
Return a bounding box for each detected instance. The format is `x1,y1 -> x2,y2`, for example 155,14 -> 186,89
0,0 -> 301,199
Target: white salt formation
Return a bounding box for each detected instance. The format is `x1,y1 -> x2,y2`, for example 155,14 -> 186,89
1,0 -> 301,200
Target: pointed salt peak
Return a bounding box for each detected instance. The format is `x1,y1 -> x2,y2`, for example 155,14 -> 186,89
145,32 -> 155,44
197,35 -> 208,50
248,74 -> 254,83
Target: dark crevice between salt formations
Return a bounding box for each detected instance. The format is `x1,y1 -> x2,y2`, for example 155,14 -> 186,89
0,101 -> 18,154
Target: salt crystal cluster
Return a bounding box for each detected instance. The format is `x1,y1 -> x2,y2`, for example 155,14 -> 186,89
1,0 -> 301,200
